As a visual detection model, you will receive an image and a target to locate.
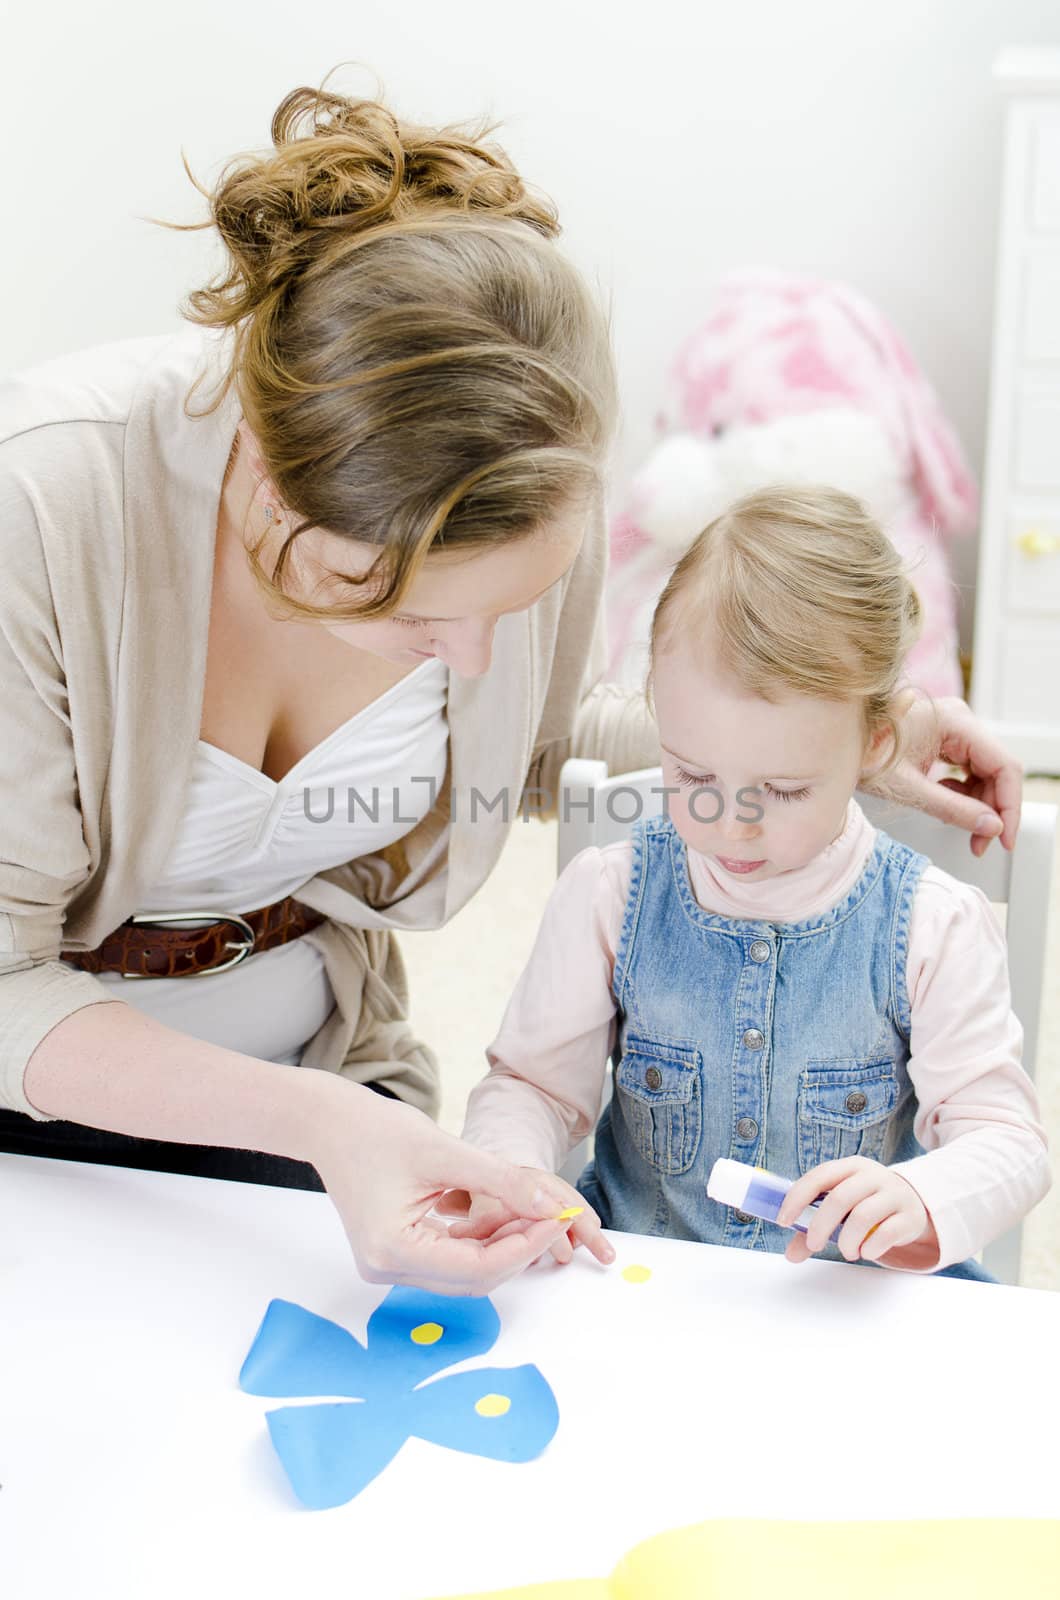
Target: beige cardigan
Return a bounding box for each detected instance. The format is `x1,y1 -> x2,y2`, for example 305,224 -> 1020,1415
0,328 -> 658,1119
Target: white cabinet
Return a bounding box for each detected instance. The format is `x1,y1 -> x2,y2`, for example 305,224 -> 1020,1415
972,50 -> 1060,772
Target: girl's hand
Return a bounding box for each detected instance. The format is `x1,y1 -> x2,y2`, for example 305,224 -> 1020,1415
777,1156 -> 939,1267
308,1083 -> 572,1296
446,1167 -> 615,1268
864,694 -> 1021,858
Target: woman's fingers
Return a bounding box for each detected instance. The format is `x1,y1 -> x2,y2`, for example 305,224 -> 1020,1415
866,695 -> 1022,855
429,1142 -> 567,1224
890,760 -> 1005,848
449,1214 -> 532,1244
896,697 -> 1021,852
550,1232 -> 575,1266
936,704 -> 1023,850
372,1217 -> 571,1297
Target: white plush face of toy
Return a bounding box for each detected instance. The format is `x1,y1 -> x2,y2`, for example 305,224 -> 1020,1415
652,638 -> 889,882
632,409 -> 911,555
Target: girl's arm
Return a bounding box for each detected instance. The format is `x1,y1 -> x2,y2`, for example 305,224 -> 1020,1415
461,842 -> 629,1171
884,868 -> 1051,1270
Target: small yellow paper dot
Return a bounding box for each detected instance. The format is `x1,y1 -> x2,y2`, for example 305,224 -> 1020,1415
410,1322 -> 444,1345
556,1205 -> 584,1221
622,1264 -> 652,1285
475,1393 -> 512,1418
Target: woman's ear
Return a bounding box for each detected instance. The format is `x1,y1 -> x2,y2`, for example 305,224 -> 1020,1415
238,422 -> 286,513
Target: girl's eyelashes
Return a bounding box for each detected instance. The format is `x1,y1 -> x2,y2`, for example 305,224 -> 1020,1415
672,765 -> 811,803
391,614 -> 428,628
674,766 -> 715,789
765,785 -> 811,803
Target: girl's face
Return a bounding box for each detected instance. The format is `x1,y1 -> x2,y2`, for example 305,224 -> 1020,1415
651,641 -> 888,881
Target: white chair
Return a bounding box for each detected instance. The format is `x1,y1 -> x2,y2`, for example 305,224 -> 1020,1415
557,756 -> 1057,1286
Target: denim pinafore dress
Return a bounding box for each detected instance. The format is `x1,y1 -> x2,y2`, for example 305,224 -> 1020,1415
578,815 -> 992,1281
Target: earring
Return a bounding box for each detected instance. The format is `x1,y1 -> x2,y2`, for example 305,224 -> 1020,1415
264,504 -> 276,525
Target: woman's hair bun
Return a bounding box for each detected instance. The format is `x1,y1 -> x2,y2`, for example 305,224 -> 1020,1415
174,81 -> 560,318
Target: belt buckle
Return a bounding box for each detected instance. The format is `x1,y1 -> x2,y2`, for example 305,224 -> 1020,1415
123,911 -> 257,978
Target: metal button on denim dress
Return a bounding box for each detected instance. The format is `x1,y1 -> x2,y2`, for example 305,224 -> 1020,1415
578,815 -> 989,1279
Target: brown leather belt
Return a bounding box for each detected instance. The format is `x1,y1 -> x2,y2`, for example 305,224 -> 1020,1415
62,896 -> 326,979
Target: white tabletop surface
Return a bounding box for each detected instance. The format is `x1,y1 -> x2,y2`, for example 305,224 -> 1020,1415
3,1153 -> 1059,1600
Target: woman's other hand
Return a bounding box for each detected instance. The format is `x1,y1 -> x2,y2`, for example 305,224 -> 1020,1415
864,694 -> 1021,858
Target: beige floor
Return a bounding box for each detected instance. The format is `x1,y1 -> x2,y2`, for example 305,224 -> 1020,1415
398,777 -> 1060,1292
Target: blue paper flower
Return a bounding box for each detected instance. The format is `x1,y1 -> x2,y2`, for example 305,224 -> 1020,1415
240,1288 -> 560,1509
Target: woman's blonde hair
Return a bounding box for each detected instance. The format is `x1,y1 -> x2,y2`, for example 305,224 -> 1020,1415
650,485 -> 923,768
156,76 -> 616,619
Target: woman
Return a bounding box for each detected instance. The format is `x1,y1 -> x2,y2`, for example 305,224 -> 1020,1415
0,83 -> 1019,1295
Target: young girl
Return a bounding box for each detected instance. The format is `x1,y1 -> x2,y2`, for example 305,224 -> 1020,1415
457,486 -> 1051,1280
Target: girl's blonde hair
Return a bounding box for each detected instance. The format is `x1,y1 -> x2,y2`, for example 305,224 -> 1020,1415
155,76 -> 616,619
650,485 -> 923,768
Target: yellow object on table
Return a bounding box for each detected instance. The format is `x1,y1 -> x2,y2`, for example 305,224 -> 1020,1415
429,1517 -> 1060,1599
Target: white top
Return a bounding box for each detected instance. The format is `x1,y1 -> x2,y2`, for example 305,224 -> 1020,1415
90,659 -> 449,1064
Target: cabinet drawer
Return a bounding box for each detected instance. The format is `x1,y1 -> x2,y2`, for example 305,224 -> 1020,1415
1023,253 -> 1060,359
997,623 -> 1060,724
1013,385 -> 1060,488
1030,111 -> 1060,232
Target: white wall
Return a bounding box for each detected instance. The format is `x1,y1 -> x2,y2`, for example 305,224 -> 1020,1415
5,0 -> 1060,644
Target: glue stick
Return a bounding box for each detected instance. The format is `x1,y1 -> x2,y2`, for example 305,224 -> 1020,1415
707,1157 -> 842,1242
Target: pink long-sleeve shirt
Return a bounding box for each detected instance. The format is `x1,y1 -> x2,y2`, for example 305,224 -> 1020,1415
462,801 -> 1051,1272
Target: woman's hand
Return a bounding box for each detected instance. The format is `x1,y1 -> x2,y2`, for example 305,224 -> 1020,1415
862,694 -> 1021,857
777,1156 -> 939,1268
447,1168 -> 615,1268
309,1081 -> 573,1296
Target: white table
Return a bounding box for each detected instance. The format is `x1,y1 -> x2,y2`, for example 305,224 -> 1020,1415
3,1154 -> 1059,1600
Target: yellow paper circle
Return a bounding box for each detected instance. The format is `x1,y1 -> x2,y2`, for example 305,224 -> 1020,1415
410,1321 -> 444,1345
474,1393 -> 512,1418
621,1264 -> 652,1284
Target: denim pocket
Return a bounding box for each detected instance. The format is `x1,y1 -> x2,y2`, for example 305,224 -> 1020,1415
796,1060 -> 898,1172
614,1036 -> 702,1176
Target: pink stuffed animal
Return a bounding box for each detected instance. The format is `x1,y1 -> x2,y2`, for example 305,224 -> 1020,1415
607,272 -> 978,699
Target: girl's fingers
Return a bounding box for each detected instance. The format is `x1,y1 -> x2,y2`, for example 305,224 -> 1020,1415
858,1210 -> 923,1262
835,1193 -> 899,1262
802,1173 -> 881,1253
785,1232 -> 812,1265
777,1159 -> 864,1227
572,1216 -> 616,1265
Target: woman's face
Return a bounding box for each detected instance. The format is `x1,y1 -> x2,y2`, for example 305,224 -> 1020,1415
289,511 -> 586,677
237,425 -> 587,678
